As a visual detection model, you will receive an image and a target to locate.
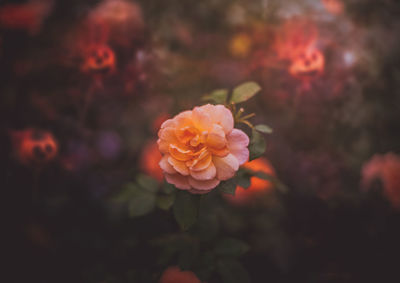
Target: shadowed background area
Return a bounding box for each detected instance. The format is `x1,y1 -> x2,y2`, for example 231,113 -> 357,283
1,0 -> 400,282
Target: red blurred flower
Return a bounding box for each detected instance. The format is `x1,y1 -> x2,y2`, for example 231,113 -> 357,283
274,17 -> 318,61
362,153 -> 400,208
81,44 -> 116,77
140,140 -> 164,182
289,47 -> 325,82
11,129 -> 58,166
159,266 -> 201,283
0,0 -> 53,35
274,17 -> 325,85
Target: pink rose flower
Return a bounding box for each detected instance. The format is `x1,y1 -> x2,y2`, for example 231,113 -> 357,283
158,104 -> 249,194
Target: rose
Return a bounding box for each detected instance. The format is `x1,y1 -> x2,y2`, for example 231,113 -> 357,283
158,104 -> 249,194
159,266 -> 200,283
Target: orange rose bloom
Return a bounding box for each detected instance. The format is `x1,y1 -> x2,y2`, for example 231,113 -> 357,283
361,153 -> 400,208
140,140 -> 163,182
225,157 -> 275,205
159,266 -> 201,283
158,104 -> 249,194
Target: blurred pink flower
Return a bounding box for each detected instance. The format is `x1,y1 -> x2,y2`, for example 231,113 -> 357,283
158,104 -> 249,194
361,153 -> 400,208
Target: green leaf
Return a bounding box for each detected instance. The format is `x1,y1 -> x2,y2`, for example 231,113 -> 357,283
253,171 -> 274,181
112,183 -> 138,203
236,172 -> 251,189
137,174 -> 159,193
249,128 -> 266,161
128,188 -> 156,217
230,82 -> 261,104
217,259 -> 250,283
202,89 -> 229,104
162,182 -> 176,194
156,194 -> 175,210
214,238 -> 250,257
254,124 -> 273,134
219,178 -> 238,195
173,191 -> 199,230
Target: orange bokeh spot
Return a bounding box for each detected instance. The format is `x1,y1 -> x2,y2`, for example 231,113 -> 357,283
81,44 -> 116,76
11,129 -> 58,166
226,157 -> 275,205
159,266 -> 201,283
322,0 -> 344,15
289,48 -> 325,81
140,140 -> 164,182
229,32 -> 252,58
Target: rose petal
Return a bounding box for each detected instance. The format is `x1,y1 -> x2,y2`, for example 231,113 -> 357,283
208,147 -> 230,157
190,162 -> 216,180
213,153 -> 239,180
230,147 -> 249,165
189,146 -> 207,158
165,173 -> 191,190
169,144 -> 192,161
207,124 -> 226,149
159,155 -> 176,174
176,126 -> 197,144
189,152 -> 212,171
158,127 -> 178,143
157,139 -> 169,154
202,104 -> 234,134
188,177 -> 220,190
192,106 -> 212,131
174,111 -> 193,128
168,156 -> 189,176
227,129 -> 250,165
227,129 -> 250,148
160,118 -> 175,129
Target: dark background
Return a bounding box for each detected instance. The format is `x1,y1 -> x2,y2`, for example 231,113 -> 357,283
2,0 -> 400,282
